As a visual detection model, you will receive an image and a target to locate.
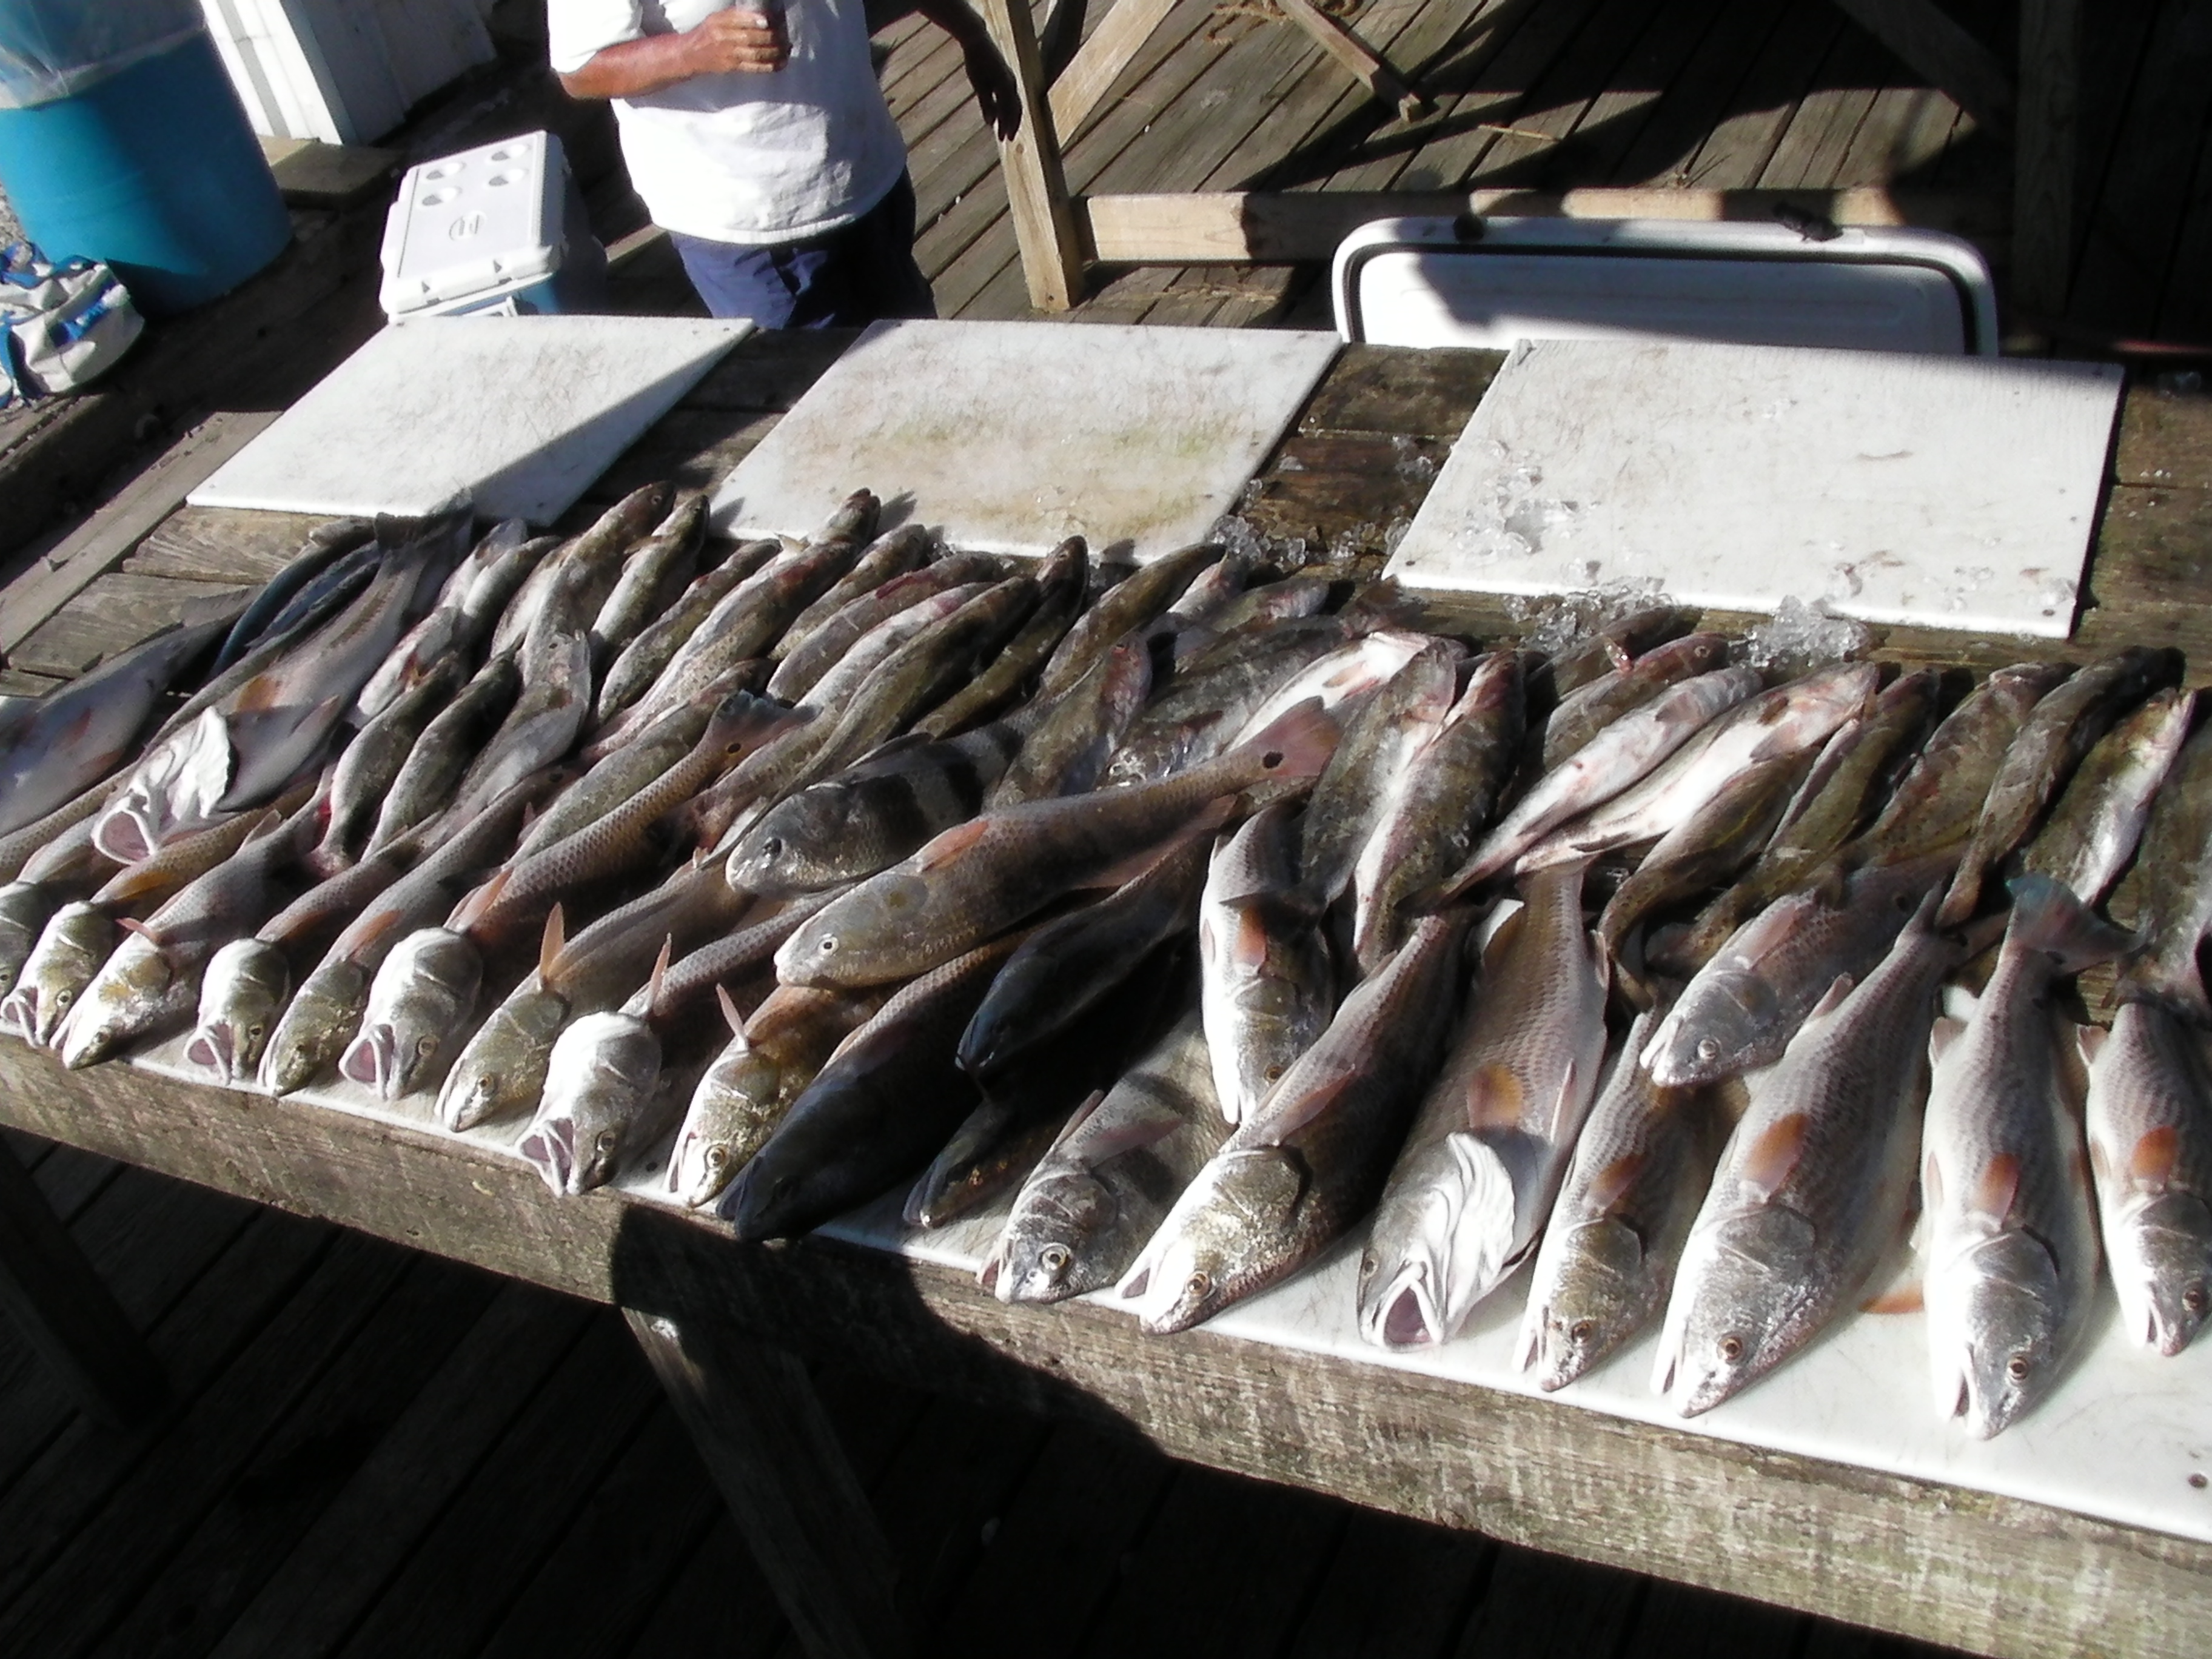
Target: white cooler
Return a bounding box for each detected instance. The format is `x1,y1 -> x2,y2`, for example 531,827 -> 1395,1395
1331,215 -> 1999,355
378,130 -> 608,321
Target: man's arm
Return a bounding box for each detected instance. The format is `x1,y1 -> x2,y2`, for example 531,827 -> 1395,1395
557,9 -> 790,99
907,0 -> 1021,139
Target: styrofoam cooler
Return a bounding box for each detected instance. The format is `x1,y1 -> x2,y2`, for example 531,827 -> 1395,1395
377,129 -> 605,321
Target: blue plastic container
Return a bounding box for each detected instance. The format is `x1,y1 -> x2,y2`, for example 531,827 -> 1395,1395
0,23 -> 290,315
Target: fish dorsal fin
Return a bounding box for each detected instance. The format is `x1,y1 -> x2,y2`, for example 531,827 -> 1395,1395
1805,973 -> 1855,1024
1927,1015 -> 1966,1067
1862,1282 -> 1924,1315
115,916 -> 160,944
347,905 -> 407,959
2130,1124 -> 2180,1187
1738,1112 -> 1809,1202
448,866 -> 511,935
716,982 -> 745,1039
1584,1150 -> 1647,1216
538,903 -> 566,985
1463,1063 -> 1524,1131
916,817 -> 992,872
1969,1153 -> 2021,1223
1046,1088 -> 1109,1154
646,935 -> 673,1013
1090,799 -> 1236,892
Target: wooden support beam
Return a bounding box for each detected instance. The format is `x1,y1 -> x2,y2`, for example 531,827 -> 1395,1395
0,411 -> 278,662
623,1309 -> 910,1659
1272,0 -> 1430,122
1828,0 -> 2013,133
2013,0 -> 2081,318
1047,0 -> 1180,142
1079,186 -> 1998,265
0,1135 -> 165,1428
979,0 -> 1088,309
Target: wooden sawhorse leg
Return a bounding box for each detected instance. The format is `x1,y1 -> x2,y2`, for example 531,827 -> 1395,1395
626,1306 -> 911,1659
0,1136 -> 165,1428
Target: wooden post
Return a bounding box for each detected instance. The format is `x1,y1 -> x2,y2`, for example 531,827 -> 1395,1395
0,1136 -> 165,1428
624,1307 -> 911,1659
2013,0 -> 2080,319
974,0 -> 1087,311
1273,0 -> 1431,122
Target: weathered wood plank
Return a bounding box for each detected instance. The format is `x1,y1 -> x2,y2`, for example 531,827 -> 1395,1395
583,409 -> 785,506
0,668 -> 61,697
2010,0 -> 2081,318
205,1282 -> 597,1659
1295,344 -> 1504,438
2114,383 -> 2212,488
977,0 -> 1088,309
1273,0 -> 1428,122
0,1136 -> 164,1430
126,507 -> 332,587
1677,4 -> 1849,190
681,330 -> 860,413
88,1254 -> 501,1658
1608,0 -> 1791,186
1757,23 -> 1892,193
7,574 -> 256,680
0,412 -> 277,658
329,1313 -> 660,1659
1829,0 -> 2013,133
1049,0 -> 1181,139
627,1308 -> 910,1659
2080,483 -> 2212,612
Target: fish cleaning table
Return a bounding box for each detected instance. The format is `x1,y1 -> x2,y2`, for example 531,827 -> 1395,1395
4,330 -> 2212,1659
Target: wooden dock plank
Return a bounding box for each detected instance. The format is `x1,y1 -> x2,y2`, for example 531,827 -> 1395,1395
205,1282 -> 598,1659
1513,0 -> 1738,192
126,509 -> 330,588
1676,5 -> 1849,189
1449,1540 -> 1644,1658
1607,0 -> 1791,185
1755,24 -> 1894,192
0,1167 -> 263,1500
924,1423 -> 1177,1659
1285,1507 -> 1494,1659
84,1254 -> 504,1659
7,574 -> 256,681
1076,1463 -> 1349,1658
2066,0 -> 2212,333
329,1313 -> 662,1659
0,1222 -> 392,1641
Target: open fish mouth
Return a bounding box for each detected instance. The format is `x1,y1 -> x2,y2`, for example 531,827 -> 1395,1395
184,1023 -> 236,1080
340,1023 -> 400,1094
1,987 -> 35,1041
519,1116 -> 577,1195
1364,1262 -> 1444,1349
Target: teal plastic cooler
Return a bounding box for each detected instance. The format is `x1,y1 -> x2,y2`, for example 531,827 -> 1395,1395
0,1 -> 290,315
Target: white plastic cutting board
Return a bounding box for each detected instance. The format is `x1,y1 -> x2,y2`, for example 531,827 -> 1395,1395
116,1024 -> 2212,1547
711,319 -> 1341,561
1386,338 -> 2126,637
189,315 -> 755,525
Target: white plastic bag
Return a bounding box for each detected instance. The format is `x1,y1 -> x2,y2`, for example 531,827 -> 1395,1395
0,240 -> 142,406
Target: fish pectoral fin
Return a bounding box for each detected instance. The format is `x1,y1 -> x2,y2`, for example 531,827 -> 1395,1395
537,903 -> 566,984
1862,1281 -> 1924,1315
1969,1153 -> 2023,1225
1928,1015 -> 1968,1067
1219,1145 -> 1309,1231
1736,1112 -> 1811,1203
1462,1064 -> 1526,1131
1480,905 -> 1526,973
1805,973 -> 1855,1024
2130,1124 -> 2181,1186
1584,1150 -> 1647,1216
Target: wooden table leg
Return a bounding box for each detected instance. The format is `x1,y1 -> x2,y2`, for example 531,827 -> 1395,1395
0,1136 -> 165,1428
977,0 -> 1088,312
625,1306 -> 911,1659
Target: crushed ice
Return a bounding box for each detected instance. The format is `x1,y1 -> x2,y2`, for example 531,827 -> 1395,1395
1506,578 -> 1671,659
1738,596 -> 1873,675
1209,514 -> 1312,570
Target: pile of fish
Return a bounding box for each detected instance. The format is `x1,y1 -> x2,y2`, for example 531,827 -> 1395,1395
4,483 -> 2209,1446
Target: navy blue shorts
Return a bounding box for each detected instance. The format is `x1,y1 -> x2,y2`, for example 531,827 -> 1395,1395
669,173 -> 938,328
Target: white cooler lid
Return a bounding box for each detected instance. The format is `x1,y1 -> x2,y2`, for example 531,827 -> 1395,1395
1332,216 -> 2000,356
380,130 -> 570,317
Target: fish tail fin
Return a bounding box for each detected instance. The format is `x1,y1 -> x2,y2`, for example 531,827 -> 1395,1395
2004,873 -> 2140,974
1234,697 -> 1341,783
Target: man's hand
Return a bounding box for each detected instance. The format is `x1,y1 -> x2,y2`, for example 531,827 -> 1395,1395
911,0 -> 1022,141
557,6 -> 788,101
685,8 -> 790,75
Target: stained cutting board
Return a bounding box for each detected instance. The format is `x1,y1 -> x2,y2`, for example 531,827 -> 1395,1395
189,315 -> 755,525
1385,338 -> 2126,638
711,320 -> 1341,560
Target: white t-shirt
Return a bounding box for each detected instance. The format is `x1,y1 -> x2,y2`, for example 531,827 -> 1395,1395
548,0 -> 908,246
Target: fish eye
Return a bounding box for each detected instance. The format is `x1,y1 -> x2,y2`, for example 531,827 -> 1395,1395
247,1024 -> 264,1041
53,990 -> 72,1009
1695,1036 -> 1719,1062
1570,1319 -> 1597,1343
762,837 -> 783,859
2005,1352 -> 2034,1383
1260,749 -> 1285,768
1185,1270 -> 1213,1300
1717,1333 -> 1745,1364
595,1130 -> 618,1154
1262,1063 -> 1284,1081
705,1146 -> 728,1170
416,1036 -> 437,1057
1358,1253 -> 1376,1280
818,936 -> 838,954
2185,1285 -> 2209,1315
1041,1244 -> 1071,1273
